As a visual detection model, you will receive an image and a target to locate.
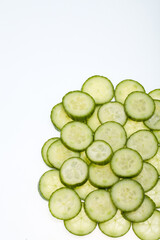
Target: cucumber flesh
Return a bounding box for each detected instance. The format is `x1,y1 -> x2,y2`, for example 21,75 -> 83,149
146,179 -> 160,208
149,89 -> 160,100
87,106 -> 101,132
147,147 -> 160,175
124,118 -> 148,138
144,100 -> 160,130
74,180 -> 97,200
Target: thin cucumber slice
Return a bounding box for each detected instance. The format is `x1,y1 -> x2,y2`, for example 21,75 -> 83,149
80,151 -> 91,165
98,102 -> 127,125
49,187 -> 81,220
122,196 -> 156,223
111,148 -> 143,178
127,130 -> 158,160
94,121 -> 127,152
149,89 -> 160,100
64,203 -> 97,236
133,162 -> 158,192
153,130 -> 160,144
144,100 -> 160,130
74,180 -> 97,200
61,121 -> 93,151
41,137 -> 59,167
62,91 -> 95,121
87,106 -> 101,132
110,179 -> 144,212
146,179 -> 160,208
86,140 -> 113,165
124,118 -> 148,138
99,210 -> 131,237
133,210 -> 160,240
84,189 -> 117,222
124,91 -> 155,121
50,103 -> 72,130
147,147 -> 160,175
115,79 -> 145,104
82,75 -> 114,104
89,163 -> 119,188
38,170 -> 64,200
47,139 -> 79,169
60,157 -> 88,188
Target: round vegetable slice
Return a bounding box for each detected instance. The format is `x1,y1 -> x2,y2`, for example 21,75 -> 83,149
124,118 -> 148,138
87,106 -> 101,132
149,88 -> 160,100
147,147 -> 160,175
74,180 -> 97,200
146,179 -> 160,208
153,130 -> 160,144
144,100 -> 160,130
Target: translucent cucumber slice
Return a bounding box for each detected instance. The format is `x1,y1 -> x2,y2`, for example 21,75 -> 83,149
153,130 -> 160,144
87,106 -> 101,132
147,147 -> 160,175
124,118 -> 148,138
144,100 -> 160,130
80,151 -> 91,165
149,89 -> 160,100
146,179 -> 160,208
74,180 -> 97,200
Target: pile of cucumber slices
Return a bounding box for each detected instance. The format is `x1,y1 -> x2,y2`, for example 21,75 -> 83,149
39,75 -> 160,240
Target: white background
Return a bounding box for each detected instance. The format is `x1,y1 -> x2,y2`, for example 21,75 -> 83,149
0,0 -> 160,239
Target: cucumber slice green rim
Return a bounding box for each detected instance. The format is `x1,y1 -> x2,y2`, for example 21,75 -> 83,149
146,179 -> 160,208
64,203 -> 97,236
60,157 -> 88,188
62,91 -> 95,121
111,148 -> 143,178
86,140 -> 113,165
146,147 -> 160,175
87,106 -> 101,132
144,100 -> 160,130
74,180 -> 97,200
152,130 -> 160,144
149,88 -> 160,100
80,151 -> 91,165
124,118 -> 149,138
124,91 -> 155,121
84,189 -> 117,223
81,75 -> 114,105
99,210 -> 131,238
49,187 -> 82,220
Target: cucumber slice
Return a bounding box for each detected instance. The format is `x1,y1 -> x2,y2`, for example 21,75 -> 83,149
122,196 -> 156,223
74,180 -> 97,200
133,162 -> 158,192
124,91 -> 155,121
94,121 -> 127,152
64,203 -> 97,236
60,157 -> 88,188
115,79 -> 145,104
110,179 -> 144,212
62,91 -> 95,121
61,121 -> 93,151
146,179 -> 160,208
89,163 -> 119,188
81,75 -> 114,104
153,130 -> 160,144
133,210 -> 160,240
50,103 -> 72,130
98,102 -> 127,125
80,151 -> 91,165
49,187 -> 81,220
84,189 -> 117,222
144,100 -> 160,130
41,137 -> 59,167
111,148 -> 143,178
38,170 -> 64,200
124,118 -> 148,138
86,140 -> 113,165
149,89 -> 160,100
147,147 -> 160,175
127,130 -> 158,160
99,210 -> 131,237
47,139 -> 79,169
87,106 -> 101,132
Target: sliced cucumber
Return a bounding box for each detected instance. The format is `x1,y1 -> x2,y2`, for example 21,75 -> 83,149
127,130 -> 158,160
144,100 -> 160,130
147,147 -> 160,175
86,140 -> 113,165
87,106 -> 101,132
82,75 -> 114,104
80,151 -> 91,165
64,203 -> 96,236
98,102 -> 127,125
89,163 -> 119,188
84,189 -> 117,222
115,79 -> 145,104
99,210 -> 131,237
133,210 -> 160,240
50,103 -> 72,130
146,179 -> 160,208
94,121 -> 127,152
49,187 -> 81,220
110,179 -> 144,212
41,137 -> 59,167
47,139 -> 79,169
62,91 -> 95,121
111,148 -> 143,178
124,91 -> 155,121
61,121 -> 93,151
149,89 -> 160,100
74,180 -> 97,200
124,118 -> 148,138
60,157 -> 88,188
133,162 -> 158,192
153,130 -> 160,144
122,196 -> 156,223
